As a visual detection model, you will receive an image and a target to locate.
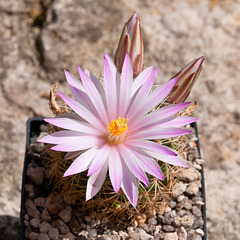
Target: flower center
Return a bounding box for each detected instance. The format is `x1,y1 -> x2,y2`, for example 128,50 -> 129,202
106,117 -> 129,144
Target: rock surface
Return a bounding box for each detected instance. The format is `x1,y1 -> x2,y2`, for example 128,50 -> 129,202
0,0 -> 240,240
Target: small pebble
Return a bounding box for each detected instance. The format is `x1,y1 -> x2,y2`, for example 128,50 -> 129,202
129,231 -> 139,240
139,229 -> 154,240
195,228 -> 204,236
38,233 -> 50,240
163,232 -> 178,240
48,228 -> 59,240
29,232 -> 39,240
148,217 -> 157,225
30,218 -> 41,228
162,225 -> 175,232
88,229 -> 97,238
34,197 -> 45,207
39,221 -> 52,233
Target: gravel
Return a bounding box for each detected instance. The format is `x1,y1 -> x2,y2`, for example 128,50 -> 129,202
22,123 -> 206,240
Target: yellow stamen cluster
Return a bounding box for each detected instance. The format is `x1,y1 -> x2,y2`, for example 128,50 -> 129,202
106,117 -> 129,145
107,117 -> 129,136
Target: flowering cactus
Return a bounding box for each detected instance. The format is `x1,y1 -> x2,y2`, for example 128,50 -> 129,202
167,57 -> 205,104
38,53 -> 197,207
114,12 -> 144,78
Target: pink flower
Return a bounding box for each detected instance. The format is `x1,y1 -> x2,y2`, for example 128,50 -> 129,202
38,53 -> 197,207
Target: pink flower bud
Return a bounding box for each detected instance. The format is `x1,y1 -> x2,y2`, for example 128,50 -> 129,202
114,12 -> 144,78
167,57 -> 205,104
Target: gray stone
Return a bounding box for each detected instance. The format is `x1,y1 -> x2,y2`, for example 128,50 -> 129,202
25,198 -> 41,218
177,227 -> 187,240
163,232 -> 178,240
177,168 -> 199,183
26,163 -> 45,185
172,182 -> 188,198
30,218 -> 41,228
48,228 -> 59,240
162,225 -> 175,232
38,233 -> 50,240
181,215 -> 194,229
29,232 -> 39,240
129,231 -> 139,240
58,206 -> 72,223
39,221 -> 52,233
52,219 -> 69,235
88,229 -> 97,238
148,217 -> 158,225
139,229 -> 154,240
185,181 -> 200,196
34,197 -> 46,207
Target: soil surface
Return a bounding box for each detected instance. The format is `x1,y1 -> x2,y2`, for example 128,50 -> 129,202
0,1 -> 240,239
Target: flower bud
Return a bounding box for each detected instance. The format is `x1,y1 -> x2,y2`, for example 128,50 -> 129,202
114,12 -> 144,78
167,56 -> 205,104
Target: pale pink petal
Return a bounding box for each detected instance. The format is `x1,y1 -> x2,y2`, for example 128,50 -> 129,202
65,71 -> 99,115
137,77 -> 178,118
132,149 -> 164,180
85,69 -> 106,101
125,139 -> 177,156
86,160 -> 108,200
44,117 -> 102,135
51,136 -> 102,152
103,54 -> 119,119
64,147 -> 98,176
132,66 -> 154,96
64,70 -> 85,92
121,160 -> 139,207
143,149 -> 188,167
78,67 -> 109,124
87,144 -> 110,176
119,145 -> 149,187
128,127 -> 192,140
131,102 -> 191,131
126,68 -> 159,122
37,130 -> 85,144
119,53 -> 133,116
108,147 -> 122,193
131,116 -> 197,133
57,91 -> 105,131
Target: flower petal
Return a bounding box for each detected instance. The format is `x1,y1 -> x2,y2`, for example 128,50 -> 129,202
132,66 -> 154,96
51,136 -> 102,152
44,117 -> 102,135
131,116 -> 197,134
125,139 -> 177,156
85,69 -> 106,100
87,144 -> 110,176
38,130 -> 86,144
119,53 -> 133,116
109,147 -> 122,193
131,102 -> 191,131
86,160 -> 108,201
64,71 -> 99,115
143,149 -> 188,167
103,54 -> 119,119
126,68 -> 159,122
121,160 -> 139,207
57,91 -> 105,131
78,66 -> 109,124
133,77 -> 178,121
64,147 -> 98,177
128,127 -> 192,140
132,149 -> 164,180
119,145 -> 149,187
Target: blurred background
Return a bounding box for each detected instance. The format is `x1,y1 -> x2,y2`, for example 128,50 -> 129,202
0,0 -> 240,239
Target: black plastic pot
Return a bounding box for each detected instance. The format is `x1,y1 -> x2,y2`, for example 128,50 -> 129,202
20,118 -> 207,240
